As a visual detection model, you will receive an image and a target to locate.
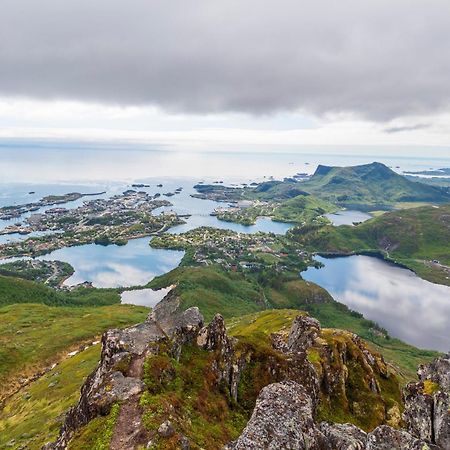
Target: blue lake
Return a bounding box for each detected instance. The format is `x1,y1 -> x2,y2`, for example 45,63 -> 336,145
302,255 -> 450,351
38,237 -> 184,288
324,210 -> 372,226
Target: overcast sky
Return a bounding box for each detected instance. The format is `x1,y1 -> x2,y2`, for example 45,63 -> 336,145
1,0 -> 450,154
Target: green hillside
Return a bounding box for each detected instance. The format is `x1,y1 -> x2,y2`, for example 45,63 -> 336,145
0,303 -> 149,402
0,274 -> 121,307
299,162 -> 450,208
291,204 -> 450,285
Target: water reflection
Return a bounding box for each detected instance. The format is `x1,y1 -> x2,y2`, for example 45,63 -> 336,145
121,287 -> 172,307
302,255 -> 450,351
169,215 -> 292,235
324,210 -> 372,226
39,237 -> 184,288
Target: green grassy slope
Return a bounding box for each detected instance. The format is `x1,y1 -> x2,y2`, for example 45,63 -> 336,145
299,162 -> 450,208
0,344 -> 102,450
0,274 -> 121,307
0,303 -> 149,401
291,204 -> 450,285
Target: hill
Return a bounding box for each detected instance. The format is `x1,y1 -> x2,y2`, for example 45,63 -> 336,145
299,162 -> 450,208
29,306 -> 447,450
291,204 -> 450,285
0,274 -> 121,307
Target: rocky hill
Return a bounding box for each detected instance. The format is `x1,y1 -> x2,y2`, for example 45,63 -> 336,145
44,293 -> 449,449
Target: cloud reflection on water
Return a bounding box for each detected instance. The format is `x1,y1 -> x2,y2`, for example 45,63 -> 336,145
303,255 -> 450,351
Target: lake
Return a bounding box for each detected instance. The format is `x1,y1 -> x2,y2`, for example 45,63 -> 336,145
121,286 -> 172,307
324,210 -> 372,226
38,237 -> 184,288
302,255 -> 450,351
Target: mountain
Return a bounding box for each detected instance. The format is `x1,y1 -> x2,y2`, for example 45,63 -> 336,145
41,303 -> 449,449
299,162 -> 450,208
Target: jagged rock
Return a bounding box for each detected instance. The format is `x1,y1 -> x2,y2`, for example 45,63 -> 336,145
157,420 -> 175,438
226,381 -> 321,450
403,381 -> 434,442
48,300 -> 203,450
366,425 -> 438,450
319,422 -> 367,449
287,315 -> 321,352
197,313 -> 231,351
403,353 -> 450,449
434,391 -> 450,449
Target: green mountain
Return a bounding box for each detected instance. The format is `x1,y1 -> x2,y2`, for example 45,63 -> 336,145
299,162 -> 450,208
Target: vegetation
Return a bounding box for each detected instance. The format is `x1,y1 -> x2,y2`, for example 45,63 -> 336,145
0,303 -> 148,401
137,344 -> 249,449
68,402 -> 121,450
298,162 -> 450,208
291,204 -> 450,285
0,345 -> 102,450
0,274 -> 122,307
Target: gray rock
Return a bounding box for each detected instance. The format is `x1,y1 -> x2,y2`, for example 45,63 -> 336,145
227,380 -> 321,450
319,422 -> 367,449
158,420 -> 175,438
287,315 -> 321,352
366,425 -> 438,450
434,391 -> 450,449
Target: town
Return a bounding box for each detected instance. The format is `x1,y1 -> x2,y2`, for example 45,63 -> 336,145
0,191 -> 184,258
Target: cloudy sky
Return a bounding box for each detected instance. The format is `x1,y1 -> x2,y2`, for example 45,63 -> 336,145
1,0 -> 450,154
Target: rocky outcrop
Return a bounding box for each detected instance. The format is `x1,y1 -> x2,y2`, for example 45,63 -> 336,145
45,302 -> 449,450
287,315 -> 321,352
46,292 -> 203,450
225,381 -> 321,450
403,353 -> 450,449
227,353 -> 449,450
227,381 -> 440,450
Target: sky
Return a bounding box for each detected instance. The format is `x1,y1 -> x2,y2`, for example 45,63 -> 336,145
1,0 -> 450,155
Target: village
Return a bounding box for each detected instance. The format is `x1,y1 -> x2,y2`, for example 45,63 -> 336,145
151,226 -> 312,274
0,191 -> 184,259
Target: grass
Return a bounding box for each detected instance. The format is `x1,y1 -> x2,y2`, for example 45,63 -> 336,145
0,303 -> 149,401
68,402 -> 120,450
0,345 -> 102,450
0,274 -> 122,307
149,266 -> 264,321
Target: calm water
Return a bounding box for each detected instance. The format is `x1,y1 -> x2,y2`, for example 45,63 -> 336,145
325,210 -> 372,226
302,255 -> 450,351
121,286 -> 172,307
38,237 -> 184,288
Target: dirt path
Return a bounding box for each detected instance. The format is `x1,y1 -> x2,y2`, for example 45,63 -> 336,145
110,356 -> 149,450
110,395 -> 150,450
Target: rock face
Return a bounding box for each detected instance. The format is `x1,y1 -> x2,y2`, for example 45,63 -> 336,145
226,381 -> 320,450
227,353 -> 449,450
403,353 -> 450,449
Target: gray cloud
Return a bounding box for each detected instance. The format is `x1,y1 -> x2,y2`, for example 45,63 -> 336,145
1,0 -> 450,121
384,124 -> 430,133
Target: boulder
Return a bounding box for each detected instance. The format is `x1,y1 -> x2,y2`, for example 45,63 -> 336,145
226,381 -> 321,450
